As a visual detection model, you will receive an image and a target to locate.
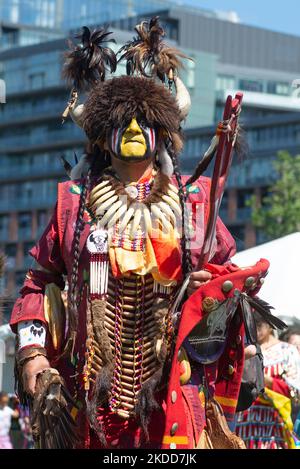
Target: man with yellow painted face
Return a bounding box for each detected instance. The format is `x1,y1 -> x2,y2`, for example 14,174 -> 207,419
10,19 -> 266,451
109,117 -> 157,161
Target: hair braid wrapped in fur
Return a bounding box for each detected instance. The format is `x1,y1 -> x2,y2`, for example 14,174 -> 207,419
169,151 -> 193,276
66,169 -> 91,353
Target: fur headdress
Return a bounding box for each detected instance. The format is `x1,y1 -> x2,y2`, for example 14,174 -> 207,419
62,17 -> 191,156
83,76 -> 183,154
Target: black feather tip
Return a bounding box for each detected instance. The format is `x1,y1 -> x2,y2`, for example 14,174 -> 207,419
63,26 -> 117,91
117,16 -> 165,78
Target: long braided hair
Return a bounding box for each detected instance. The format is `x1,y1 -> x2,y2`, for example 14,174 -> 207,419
66,144 -> 111,353
168,149 -> 193,277
66,168 -> 91,353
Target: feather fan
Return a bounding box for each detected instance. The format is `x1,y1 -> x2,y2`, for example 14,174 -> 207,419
30,368 -> 79,449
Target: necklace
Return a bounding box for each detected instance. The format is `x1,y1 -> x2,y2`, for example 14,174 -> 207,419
87,168 -> 182,235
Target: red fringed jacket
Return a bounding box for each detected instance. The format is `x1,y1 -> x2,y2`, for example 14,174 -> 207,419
10,175 -> 268,448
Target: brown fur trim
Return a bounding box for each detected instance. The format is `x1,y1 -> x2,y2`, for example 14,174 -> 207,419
152,297 -> 169,337
82,76 -> 183,154
14,358 -> 28,407
135,297 -> 169,443
170,131 -> 184,155
91,299 -> 113,364
86,299 -> 115,446
135,341 -> 168,443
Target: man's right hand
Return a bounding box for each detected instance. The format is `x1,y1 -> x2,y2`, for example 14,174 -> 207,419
22,355 -> 51,396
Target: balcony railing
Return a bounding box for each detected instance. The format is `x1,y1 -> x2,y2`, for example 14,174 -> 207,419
0,164 -> 65,181
236,207 -> 252,222
0,101 -> 64,125
0,195 -> 57,213
0,128 -> 85,148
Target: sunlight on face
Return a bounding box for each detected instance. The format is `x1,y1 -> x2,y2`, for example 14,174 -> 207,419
120,117 -> 147,158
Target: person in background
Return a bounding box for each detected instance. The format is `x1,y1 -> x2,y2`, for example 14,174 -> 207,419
9,395 -> 23,449
280,326 -> 300,354
0,391 -> 19,449
236,313 -> 300,449
19,406 -> 34,449
280,326 -> 300,439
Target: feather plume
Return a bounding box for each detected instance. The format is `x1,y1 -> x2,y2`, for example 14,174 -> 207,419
63,26 -> 117,91
240,294 -> 258,344
185,135 -> 219,186
118,16 -> 189,81
60,155 -> 72,177
247,296 -> 287,330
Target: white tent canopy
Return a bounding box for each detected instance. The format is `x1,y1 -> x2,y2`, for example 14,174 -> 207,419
232,232 -> 300,321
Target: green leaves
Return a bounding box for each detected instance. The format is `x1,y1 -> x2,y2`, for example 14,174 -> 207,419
248,151 -> 300,240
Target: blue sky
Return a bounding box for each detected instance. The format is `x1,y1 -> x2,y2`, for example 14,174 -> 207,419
180,0 -> 300,37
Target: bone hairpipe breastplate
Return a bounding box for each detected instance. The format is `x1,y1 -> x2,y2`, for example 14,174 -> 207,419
85,270 -> 172,419
83,172 -> 178,419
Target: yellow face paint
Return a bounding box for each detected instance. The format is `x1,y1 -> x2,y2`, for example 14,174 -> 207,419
120,117 -> 147,158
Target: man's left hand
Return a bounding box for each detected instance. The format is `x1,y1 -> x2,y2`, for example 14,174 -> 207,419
187,270 -> 212,297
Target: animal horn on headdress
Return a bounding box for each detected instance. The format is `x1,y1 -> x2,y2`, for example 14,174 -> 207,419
69,98 -> 85,127
173,75 -> 191,121
62,26 -> 117,123
157,141 -> 174,177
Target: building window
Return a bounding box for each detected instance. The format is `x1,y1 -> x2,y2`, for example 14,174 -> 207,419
18,212 -> 32,240
162,19 -> 179,41
23,241 -> 34,269
229,225 -> 245,252
15,271 -> 27,293
5,243 -> 16,270
216,75 -> 235,91
37,210 -> 48,227
37,210 -> 49,237
267,81 -> 290,96
239,79 -> 263,93
237,189 -> 253,209
220,191 -> 228,220
29,72 -> 45,89
185,58 -> 195,89
0,214 -> 9,241
236,189 -> 252,221
256,229 -> 268,245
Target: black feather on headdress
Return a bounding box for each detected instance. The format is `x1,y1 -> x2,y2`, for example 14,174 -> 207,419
63,26 -> 117,91
118,16 -> 189,82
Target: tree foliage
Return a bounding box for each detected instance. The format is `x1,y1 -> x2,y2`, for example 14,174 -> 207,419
248,151 -> 300,239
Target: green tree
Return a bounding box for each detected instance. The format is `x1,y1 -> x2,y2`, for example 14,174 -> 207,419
248,151 -> 300,240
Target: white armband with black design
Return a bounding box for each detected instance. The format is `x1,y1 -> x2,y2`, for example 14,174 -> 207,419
17,320 -> 47,350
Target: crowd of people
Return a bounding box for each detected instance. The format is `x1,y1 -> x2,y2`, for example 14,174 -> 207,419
236,323 -> 300,448
0,392 -> 33,449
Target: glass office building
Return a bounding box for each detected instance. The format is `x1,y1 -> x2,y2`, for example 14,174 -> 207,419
0,0 -> 201,30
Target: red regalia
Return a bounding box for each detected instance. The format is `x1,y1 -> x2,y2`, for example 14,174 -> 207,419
10,17 -> 280,449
